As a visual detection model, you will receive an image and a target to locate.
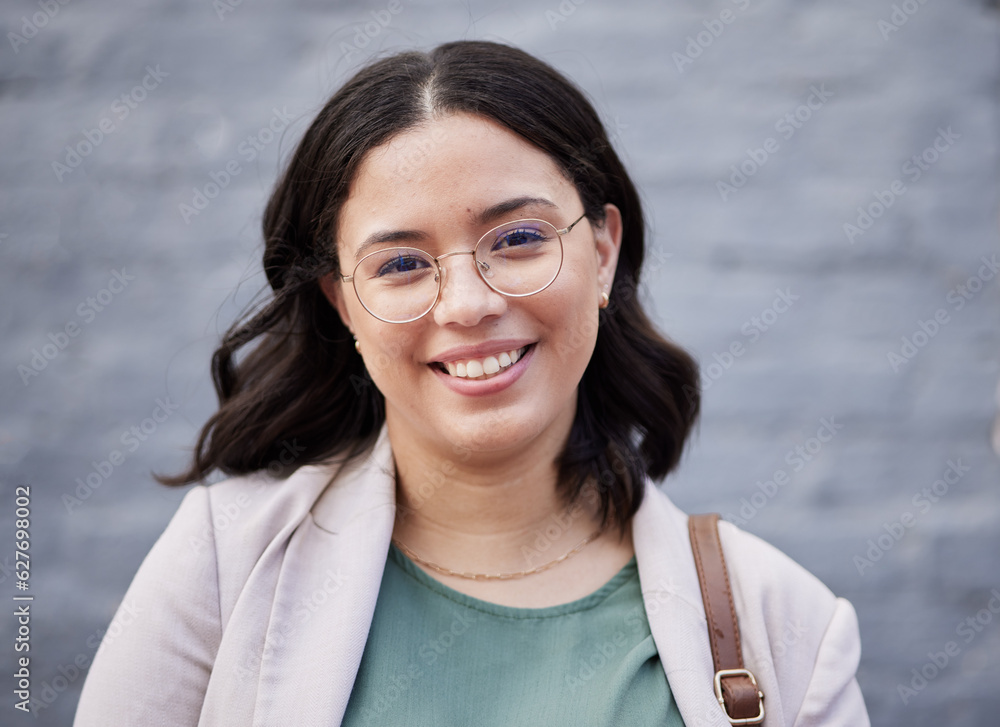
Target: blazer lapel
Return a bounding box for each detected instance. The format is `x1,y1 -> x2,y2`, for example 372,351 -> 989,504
251,426 -> 397,726
633,484 -> 732,727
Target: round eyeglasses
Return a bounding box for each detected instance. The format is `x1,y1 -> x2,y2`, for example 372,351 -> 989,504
340,213 -> 587,323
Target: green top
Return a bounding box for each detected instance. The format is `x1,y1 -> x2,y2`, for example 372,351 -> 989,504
341,544 -> 685,726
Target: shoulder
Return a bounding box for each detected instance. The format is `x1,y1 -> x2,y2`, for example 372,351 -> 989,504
715,520 -> 866,724
185,459 -> 351,610
636,485 -> 868,725
638,487 -> 843,627
171,463 -> 335,557
196,430 -> 393,541
200,463 -> 341,542
638,485 -> 845,629
716,518 -> 839,624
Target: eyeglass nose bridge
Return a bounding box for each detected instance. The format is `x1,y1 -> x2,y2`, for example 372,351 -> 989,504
423,249 -> 498,321
433,249 -> 492,277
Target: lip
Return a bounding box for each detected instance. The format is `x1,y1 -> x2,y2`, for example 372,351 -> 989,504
428,338 -> 536,364
430,342 -> 535,396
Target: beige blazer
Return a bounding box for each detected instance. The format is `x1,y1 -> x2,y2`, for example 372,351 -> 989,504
74,426 -> 869,726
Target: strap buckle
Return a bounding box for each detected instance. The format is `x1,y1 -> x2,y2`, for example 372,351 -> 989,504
713,668 -> 765,725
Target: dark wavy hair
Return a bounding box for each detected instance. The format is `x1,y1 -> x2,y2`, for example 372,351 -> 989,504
160,40 -> 700,529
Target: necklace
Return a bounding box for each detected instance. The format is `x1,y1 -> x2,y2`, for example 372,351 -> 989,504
392,527 -> 606,581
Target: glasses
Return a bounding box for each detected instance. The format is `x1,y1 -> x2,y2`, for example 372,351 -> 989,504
341,212 -> 587,323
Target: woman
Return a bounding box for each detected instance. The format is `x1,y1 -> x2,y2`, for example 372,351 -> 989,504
75,41 -> 869,726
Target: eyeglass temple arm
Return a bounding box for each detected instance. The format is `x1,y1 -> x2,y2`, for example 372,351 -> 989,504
557,211 -> 588,235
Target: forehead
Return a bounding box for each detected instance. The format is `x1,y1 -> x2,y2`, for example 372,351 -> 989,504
337,113 -> 577,250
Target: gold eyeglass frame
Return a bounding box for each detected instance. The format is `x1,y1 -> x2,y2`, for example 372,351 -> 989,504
340,212 -> 588,324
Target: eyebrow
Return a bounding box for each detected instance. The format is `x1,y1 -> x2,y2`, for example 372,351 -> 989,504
352,196 -> 560,262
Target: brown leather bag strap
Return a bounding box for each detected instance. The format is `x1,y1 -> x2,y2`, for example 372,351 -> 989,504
688,513 -> 765,725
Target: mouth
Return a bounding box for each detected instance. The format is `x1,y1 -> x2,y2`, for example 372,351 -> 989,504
433,344 -> 534,380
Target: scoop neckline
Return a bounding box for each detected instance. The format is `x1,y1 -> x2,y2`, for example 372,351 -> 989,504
387,542 -> 639,619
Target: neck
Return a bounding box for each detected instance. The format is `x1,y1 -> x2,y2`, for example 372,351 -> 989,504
386,414 -> 605,575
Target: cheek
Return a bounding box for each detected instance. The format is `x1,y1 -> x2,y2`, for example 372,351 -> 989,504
356,322 -> 422,388
541,277 -> 600,367
561,239 -> 601,295
557,306 -> 600,368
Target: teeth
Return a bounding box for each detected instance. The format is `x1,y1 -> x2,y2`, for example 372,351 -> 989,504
438,346 -> 529,380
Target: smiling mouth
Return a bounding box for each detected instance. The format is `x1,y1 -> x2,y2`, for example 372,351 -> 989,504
434,344 -> 533,380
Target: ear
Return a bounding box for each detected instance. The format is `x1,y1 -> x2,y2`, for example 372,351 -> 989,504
319,273 -> 354,334
593,203 -> 623,294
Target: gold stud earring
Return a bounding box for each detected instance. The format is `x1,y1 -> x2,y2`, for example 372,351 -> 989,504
599,291 -> 610,309
353,336 -> 361,353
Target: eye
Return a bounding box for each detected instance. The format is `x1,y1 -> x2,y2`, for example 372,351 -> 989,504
375,252 -> 432,277
491,225 -> 550,251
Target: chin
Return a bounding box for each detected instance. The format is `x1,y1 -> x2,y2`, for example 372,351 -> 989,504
447,401 -> 573,457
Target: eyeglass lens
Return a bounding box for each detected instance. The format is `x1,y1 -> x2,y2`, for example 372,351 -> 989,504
352,219 -> 564,323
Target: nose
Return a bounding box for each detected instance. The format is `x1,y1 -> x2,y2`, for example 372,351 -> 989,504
431,251 -> 507,327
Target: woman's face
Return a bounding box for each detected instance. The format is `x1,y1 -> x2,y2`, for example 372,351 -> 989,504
322,112 -> 621,460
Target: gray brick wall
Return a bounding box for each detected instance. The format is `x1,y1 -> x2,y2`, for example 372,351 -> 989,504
1,0 -> 997,724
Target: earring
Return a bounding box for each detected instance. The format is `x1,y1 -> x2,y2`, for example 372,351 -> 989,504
353,336 -> 361,353
599,291 -> 610,309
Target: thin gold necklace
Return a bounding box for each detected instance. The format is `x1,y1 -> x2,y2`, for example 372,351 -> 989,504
392,527 -> 606,581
